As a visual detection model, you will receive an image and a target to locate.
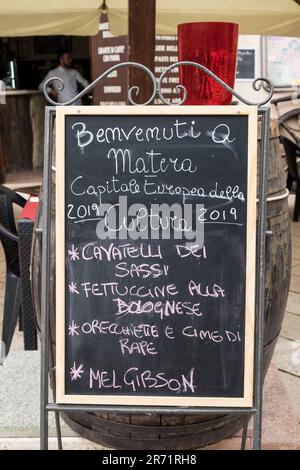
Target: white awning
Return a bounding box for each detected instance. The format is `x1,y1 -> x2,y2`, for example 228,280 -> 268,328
108,0 -> 300,37
0,1 -> 101,36
0,0 -> 300,37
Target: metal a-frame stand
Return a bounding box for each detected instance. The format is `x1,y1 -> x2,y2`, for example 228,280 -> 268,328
38,62 -> 273,450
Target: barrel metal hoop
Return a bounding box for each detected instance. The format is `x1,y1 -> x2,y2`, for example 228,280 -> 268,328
256,188 -> 290,203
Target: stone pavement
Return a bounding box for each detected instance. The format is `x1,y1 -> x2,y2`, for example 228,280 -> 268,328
0,195 -> 299,450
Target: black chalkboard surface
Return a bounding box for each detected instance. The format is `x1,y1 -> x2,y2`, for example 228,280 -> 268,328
56,106 -> 257,407
236,49 -> 255,80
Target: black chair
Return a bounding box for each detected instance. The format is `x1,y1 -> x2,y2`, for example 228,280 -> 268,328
0,185 -> 26,363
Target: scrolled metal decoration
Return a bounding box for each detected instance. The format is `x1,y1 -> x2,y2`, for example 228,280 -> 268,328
43,60 -> 274,108
43,61 -> 157,106
42,76 -> 65,106
157,61 -> 274,107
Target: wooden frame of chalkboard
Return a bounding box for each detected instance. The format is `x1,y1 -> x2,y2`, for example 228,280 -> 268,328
55,105 -> 257,408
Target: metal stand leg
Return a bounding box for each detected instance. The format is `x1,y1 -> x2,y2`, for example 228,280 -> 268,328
253,408 -> 262,450
40,298 -> 50,450
54,410 -> 62,451
40,107 -> 55,451
49,336 -> 63,450
40,330 -> 49,450
241,417 -> 249,450
252,107 -> 270,450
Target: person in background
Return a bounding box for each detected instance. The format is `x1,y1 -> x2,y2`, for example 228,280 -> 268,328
39,51 -> 89,105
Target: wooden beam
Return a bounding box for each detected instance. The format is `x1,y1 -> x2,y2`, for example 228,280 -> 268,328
128,0 -> 156,104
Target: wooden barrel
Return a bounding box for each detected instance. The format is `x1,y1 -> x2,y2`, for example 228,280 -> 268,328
32,119 -> 291,450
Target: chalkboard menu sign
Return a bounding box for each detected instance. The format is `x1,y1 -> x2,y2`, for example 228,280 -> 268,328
56,106 -> 257,407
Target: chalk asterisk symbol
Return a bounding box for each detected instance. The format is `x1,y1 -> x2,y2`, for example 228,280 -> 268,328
68,320 -> 80,337
68,281 -> 79,294
68,244 -> 80,261
70,362 -> 84,382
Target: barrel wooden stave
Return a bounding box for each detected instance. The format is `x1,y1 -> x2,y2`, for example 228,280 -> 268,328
61,411 -> 246,450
